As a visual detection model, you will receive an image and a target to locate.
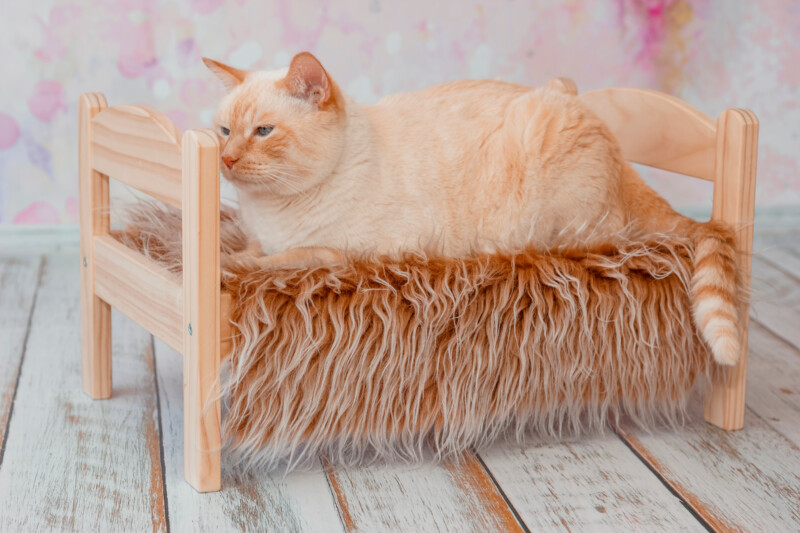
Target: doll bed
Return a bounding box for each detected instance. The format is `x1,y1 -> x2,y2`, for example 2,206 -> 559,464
78,78 -> 758,493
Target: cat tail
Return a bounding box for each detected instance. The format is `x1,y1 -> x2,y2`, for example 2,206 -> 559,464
688,220 -> 743,366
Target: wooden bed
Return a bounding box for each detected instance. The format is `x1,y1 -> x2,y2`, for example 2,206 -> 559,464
78,78 -> 758,493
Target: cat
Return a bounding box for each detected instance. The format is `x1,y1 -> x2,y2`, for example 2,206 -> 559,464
203,52 -> 742,367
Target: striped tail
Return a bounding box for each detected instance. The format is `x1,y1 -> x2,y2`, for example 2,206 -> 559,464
690,221 -> 743,366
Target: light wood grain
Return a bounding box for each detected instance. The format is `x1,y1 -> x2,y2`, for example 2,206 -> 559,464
581,88 -> 717,181
91,105 -> 183,207
153,338 -> 345,532
479,434 -> 702,532
182,129 -> 222,492
704,108 -> 759,430
613,399 -> 800,531
325,453 -> 524,532
94,235 -> 234,358
94,235 -> 183,352
79,92 -> 112,400
0,254 -> 167,532
0,257 -> 42,456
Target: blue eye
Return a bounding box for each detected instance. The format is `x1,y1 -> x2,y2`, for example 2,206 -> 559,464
220,126 -> 230,136
256,126 -> 274,137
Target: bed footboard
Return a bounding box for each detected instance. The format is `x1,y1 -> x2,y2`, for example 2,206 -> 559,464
78,93 -> 228,492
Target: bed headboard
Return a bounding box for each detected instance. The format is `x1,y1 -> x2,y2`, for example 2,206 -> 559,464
548,77 -> 758,431
78,92 -> 224,491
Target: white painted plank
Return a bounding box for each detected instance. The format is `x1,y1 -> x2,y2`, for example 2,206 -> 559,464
749,256 -> 800,349
479,434 -> 702,532
745,322 -> 800,446
152,339 -> 344,532
0,256 -> 41,452
0,253 -> 167,532
614,398 -> 800,531
325,453 -> 523,532
756,242 -> 800,281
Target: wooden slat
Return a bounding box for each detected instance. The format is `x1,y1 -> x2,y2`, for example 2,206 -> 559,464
93,235 -> 183,353
581,88 -> 717,181
79,92 -> 112,399
153,339 -> 345,531
325,453 -> 524,532
0,257 -> 42,456
0,254 -> 167,531
704,108 -> 759,430
478,434 -> 702,531
91,105 -> 183,207
94,235 -> 235,358
182,129 -> 222,492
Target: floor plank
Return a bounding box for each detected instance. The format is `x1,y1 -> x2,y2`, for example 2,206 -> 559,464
0,254 -> 167,532
745,322 -> 800,446
757,245 -> 800,282
153,339 -> 345,533
0,256 -> 41,458
325,453 -> 523,533
749,256 -> 800,350
478,434 -> 703,532
613,399 -> 800,530
607,244 -> 800,532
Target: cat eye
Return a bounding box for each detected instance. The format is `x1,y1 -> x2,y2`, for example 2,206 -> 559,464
219,126 -> 230,136
256,126 -> 274,137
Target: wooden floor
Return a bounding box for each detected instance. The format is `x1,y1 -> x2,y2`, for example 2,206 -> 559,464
1,226 -> 799,532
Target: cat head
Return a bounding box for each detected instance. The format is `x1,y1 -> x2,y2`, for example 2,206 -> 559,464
203,52 -> 346,196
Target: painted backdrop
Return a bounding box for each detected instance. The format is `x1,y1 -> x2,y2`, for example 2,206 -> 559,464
0,0 -> 798,224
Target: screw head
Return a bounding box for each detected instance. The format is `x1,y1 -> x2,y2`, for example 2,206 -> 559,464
188,323 -> 193,336
83,257 -> 87,267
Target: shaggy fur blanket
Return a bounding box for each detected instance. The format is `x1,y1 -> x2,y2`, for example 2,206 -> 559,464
117,203 -> 727,469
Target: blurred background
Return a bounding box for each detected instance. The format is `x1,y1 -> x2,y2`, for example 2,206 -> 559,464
0,0 -> 798,227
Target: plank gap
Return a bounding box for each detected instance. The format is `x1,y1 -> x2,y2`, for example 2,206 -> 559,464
756,252 -> 800,285
607,419 -> 715,533
473,452 -> 531,533
151,335 -> 172,533
322,459 -> 356,532
0,256 -> 44,469
749,256 -> 800,351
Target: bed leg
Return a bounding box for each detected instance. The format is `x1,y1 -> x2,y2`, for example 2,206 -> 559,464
703,109 -> 758,430
182,130 -> 222,492
79,93 -> 112,400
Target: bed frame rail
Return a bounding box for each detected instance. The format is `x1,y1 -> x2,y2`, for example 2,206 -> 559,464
542,79 -> 757,431
91,104 -> 184,207
569,81 -> 758,431
581,87 -> 717,181
93,235 -> 183,352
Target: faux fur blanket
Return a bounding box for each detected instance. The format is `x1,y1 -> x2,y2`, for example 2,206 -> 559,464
117,203 -> 723,469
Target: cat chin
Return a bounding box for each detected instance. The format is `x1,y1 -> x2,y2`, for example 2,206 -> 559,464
224,174 -> 299,197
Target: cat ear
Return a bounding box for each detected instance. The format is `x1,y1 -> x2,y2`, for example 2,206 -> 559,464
202,58 -> 248,92
281,52 -> 334,107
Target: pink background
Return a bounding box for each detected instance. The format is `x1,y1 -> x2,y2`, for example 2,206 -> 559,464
1,0 -> 798,224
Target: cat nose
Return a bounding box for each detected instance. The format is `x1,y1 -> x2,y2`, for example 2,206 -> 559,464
222,156 -> 238,169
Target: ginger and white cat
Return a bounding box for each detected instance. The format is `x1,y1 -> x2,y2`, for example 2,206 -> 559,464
203,52 -> 742,367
